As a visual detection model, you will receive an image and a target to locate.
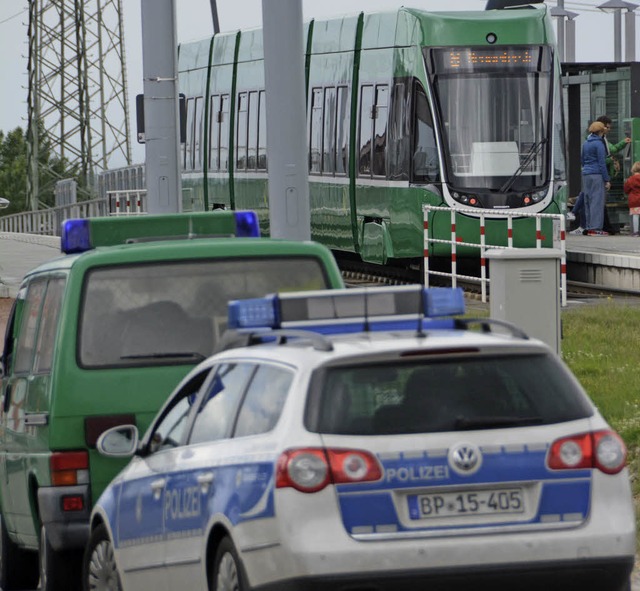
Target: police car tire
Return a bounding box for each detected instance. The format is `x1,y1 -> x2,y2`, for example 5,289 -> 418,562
39,525 -> 82,591
82,524 -> 121,591
0,513 -> 39,590
210,536 -> 248,591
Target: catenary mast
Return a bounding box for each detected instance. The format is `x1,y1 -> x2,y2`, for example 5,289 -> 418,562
26,0 -> 131,209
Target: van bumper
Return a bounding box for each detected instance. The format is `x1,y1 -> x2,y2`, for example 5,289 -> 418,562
37,485 -> 90,551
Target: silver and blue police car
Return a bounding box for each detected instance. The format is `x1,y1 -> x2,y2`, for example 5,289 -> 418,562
84,286 -> 636,591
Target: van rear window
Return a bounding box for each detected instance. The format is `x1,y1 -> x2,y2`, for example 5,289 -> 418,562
78,257 -> 329,368
309,354 -> 593,435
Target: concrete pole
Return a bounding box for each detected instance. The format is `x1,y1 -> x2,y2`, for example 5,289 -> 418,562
210,0 -> 220,34
625,9 -> 636,62
141,0 -> 182,213
556,0 -> 565,62
613,8 -> 622,62
566,18 -> 576,62
261,0 -> 311,240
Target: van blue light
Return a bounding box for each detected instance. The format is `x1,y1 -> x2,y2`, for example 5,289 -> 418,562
228,286 -> 465,332
61,219 -> 92,254
234,211 -> 260,238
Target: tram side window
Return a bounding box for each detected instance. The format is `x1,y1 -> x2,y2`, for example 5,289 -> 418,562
258,90 -> 267,170
184,97 -> 195,170
209,95 -> 220,171
323,87 -> 337,174
336,86 -> 349,176
358,85 -> 374,176
309,88 -> 323,174
412,83 -> 439,183
388,82 -> 410,181
193,96 -> 204,170
247,91 -> 259,170
220,95 -> 230,172
236,92 -> 248,171
359,84 -> 389,178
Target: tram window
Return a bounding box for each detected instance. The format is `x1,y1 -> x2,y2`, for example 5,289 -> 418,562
359,85 -> 374,176
412,83 -> 439,183
236,92 -> 248,171
336,86 -> 349,176
257,90 -> 267,170
184,97 -> 195,170
373,85 -> 388,177
310,88 -> 323,174
220,95 -> 230,172
209,95 -> 220,171
323,87 -> 337,174
194,96 -> 204,170
247,91 -> 259,170
388,82 -> 410,181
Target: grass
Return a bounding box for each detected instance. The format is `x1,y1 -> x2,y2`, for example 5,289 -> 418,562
561,300 -> 640,541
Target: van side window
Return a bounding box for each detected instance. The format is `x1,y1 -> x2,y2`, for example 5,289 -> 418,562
13,279 -> 47,374
33,278 -> 66,374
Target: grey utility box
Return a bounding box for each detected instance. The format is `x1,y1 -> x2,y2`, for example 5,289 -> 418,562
485,248 -> 562,354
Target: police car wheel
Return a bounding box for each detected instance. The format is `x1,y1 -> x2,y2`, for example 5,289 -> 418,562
83,524 -> 121,591
0,514 -> 38,590
211,536 -> 247,591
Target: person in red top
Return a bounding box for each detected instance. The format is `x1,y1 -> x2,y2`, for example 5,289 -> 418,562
623,161 -> 640,236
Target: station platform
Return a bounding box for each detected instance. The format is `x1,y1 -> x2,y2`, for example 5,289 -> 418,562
565,232 -> 640,292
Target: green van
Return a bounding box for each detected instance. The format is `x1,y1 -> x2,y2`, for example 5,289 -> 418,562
0,211 -> 344,591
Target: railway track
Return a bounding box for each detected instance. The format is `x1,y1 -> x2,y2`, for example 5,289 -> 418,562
338,259 -> 640,304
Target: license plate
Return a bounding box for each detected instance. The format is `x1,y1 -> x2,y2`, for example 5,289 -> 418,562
408,488 -> 525,520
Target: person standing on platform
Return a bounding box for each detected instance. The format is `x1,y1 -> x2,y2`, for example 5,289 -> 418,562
581,121 -> 610,236
624,161 -> 640,237
596,115 -> 631,234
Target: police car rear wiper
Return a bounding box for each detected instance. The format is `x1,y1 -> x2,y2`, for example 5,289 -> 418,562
454,416 -> 544,430
120,352 -> 206,361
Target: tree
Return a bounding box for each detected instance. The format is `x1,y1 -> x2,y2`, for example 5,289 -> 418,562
0,125 -> 79,216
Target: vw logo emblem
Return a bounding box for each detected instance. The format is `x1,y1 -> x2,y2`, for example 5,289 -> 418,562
448,442 -> 482,476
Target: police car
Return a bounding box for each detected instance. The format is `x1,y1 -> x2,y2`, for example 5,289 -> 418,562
84,286 -> 636,591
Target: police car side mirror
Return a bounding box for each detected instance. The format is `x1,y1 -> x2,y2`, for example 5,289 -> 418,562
96,424 -> 139,457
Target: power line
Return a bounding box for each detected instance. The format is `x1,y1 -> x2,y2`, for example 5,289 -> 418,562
0,8 -> 27,26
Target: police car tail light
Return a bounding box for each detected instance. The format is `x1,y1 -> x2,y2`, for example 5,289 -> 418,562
276,448 -> 381,493
276,449 -> 330,493
50,451 -> 90,487
548,430 -> 626,475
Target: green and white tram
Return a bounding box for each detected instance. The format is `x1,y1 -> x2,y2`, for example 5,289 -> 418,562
178,4 -> 566,265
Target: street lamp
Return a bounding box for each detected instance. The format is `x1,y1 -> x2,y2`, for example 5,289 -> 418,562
0,198 -> 9,210
597,0 -> 638,62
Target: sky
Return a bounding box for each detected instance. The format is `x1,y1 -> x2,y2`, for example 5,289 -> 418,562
0,0 -> 635,164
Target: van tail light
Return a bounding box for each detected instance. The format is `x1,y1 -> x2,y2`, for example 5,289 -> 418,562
276,448 -> 382,493
50,451 -> 90,486
547,430 -> 626,475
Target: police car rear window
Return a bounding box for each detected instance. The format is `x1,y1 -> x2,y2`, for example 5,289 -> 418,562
309,353 -> 593,435
78,257 -> 329,368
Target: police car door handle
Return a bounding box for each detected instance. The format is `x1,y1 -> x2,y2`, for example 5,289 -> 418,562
197,472 -> 214,493
150,478 -> 167,500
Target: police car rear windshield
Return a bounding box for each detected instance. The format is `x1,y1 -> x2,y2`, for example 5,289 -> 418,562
78,257 -> 330,368
308,353 -> 593,435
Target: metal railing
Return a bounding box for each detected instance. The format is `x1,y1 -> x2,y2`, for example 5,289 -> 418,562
423,205 -> 567,307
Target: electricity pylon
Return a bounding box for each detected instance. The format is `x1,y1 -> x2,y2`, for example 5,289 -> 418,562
27,0 -> 132,209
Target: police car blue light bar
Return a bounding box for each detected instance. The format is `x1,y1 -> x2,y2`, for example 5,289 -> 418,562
60,211 -> 261,254
228,286 -> 465,333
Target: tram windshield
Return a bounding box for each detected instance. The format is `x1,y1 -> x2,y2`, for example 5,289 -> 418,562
426,46 -> 552,201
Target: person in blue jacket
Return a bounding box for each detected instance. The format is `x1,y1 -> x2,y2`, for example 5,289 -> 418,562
582,121 -> 610,236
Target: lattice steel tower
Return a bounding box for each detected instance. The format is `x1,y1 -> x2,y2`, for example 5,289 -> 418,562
27,0 -> 132,208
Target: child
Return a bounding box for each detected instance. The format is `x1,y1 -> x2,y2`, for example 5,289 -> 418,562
624,161 -> 640,236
